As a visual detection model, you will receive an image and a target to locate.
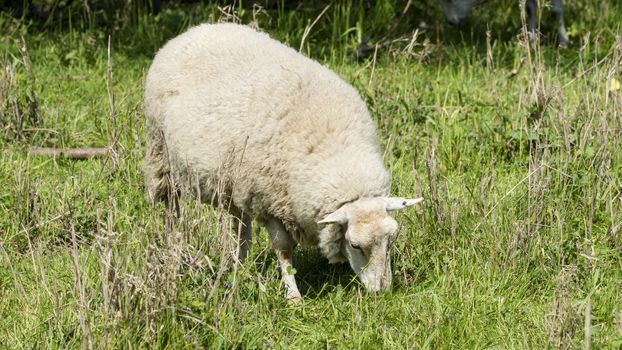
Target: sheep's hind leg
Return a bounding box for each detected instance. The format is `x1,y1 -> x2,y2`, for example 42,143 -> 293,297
265,218 -> 302,302
235,215 -> 252,262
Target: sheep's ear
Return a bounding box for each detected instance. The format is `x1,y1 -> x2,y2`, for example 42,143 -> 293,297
318,209 -> 348,225
383,197 -> 423,212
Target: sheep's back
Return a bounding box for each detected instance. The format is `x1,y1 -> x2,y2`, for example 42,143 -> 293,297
144,23 -> 388,228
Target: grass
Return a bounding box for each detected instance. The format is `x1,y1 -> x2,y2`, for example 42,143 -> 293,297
1,0 -> 622,348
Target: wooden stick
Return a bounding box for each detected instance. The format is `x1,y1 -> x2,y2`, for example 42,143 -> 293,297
28,147 -> 108,160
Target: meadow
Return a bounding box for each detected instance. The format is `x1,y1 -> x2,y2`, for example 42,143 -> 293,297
1,1 -> 621,348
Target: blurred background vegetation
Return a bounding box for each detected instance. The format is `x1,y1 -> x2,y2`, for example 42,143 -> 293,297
1,0 -> 618,57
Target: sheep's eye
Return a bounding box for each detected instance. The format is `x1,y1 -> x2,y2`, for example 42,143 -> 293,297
350,243 -> 362,251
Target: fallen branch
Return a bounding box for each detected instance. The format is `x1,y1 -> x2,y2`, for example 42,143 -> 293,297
28,147 -> 108,160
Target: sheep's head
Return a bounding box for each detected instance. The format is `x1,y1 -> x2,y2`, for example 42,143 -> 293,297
442,0 -> 476,26
318,197 -> 423,292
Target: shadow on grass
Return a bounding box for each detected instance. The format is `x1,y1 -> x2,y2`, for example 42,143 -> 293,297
294,248 -> 359,298
252,245 -> 359,299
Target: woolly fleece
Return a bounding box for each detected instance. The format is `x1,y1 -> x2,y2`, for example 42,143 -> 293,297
144,23 -> 390,262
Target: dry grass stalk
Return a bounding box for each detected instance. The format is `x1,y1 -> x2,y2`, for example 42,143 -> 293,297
141,227 -> 184,342
206,162 -> 239,302
368,44 -> 379,88
107,35 -> 120,169
0,38 -> 40,141
19,36 -> 39,129
34,239 -> 53,303
616,309 -> 622,338
584,298 -> 592,350
473,164 -> 543,234
0,58 -> 13,129
249,3 -> 269,30
0,243 -> 26,304
546,264 -> 579,350
299,4 -> 331,53
486,31 -> 499,108
70,222 -> 93,350
526,148 -> 550,245
377,0 -> 412,45
608,186 -> 621,250
518,0 -> 548,113
425,139 -> 443,226
217,5 -> 242,24
95,199 -> 121,347
411,152 -> 424,212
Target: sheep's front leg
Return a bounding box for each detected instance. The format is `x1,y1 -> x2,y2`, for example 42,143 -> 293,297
235,216 -> 252,262
552,0 -> 569,48
265,218 -> 302,301
525,0 -> 538,43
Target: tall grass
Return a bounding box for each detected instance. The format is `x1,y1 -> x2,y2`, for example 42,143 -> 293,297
1,1 -> 621,348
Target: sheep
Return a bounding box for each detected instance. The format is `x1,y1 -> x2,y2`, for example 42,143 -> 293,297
442,0 -> 570,48
143,23 -> 423,301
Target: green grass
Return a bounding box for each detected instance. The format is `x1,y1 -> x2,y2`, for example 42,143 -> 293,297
1,1 -> 622,348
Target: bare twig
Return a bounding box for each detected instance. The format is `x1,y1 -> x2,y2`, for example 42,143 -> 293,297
28,147 -> 108,160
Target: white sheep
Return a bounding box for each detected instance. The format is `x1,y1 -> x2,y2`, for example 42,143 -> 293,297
144,23 -> 422,301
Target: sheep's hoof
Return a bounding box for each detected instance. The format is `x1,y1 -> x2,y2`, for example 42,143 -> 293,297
287,295 -> 303,305
558,38 -> 571,49
286,289 -> 302,304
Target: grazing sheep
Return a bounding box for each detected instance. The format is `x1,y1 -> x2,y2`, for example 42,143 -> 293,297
442,0 -> 570,48
144,23 -> 422,301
